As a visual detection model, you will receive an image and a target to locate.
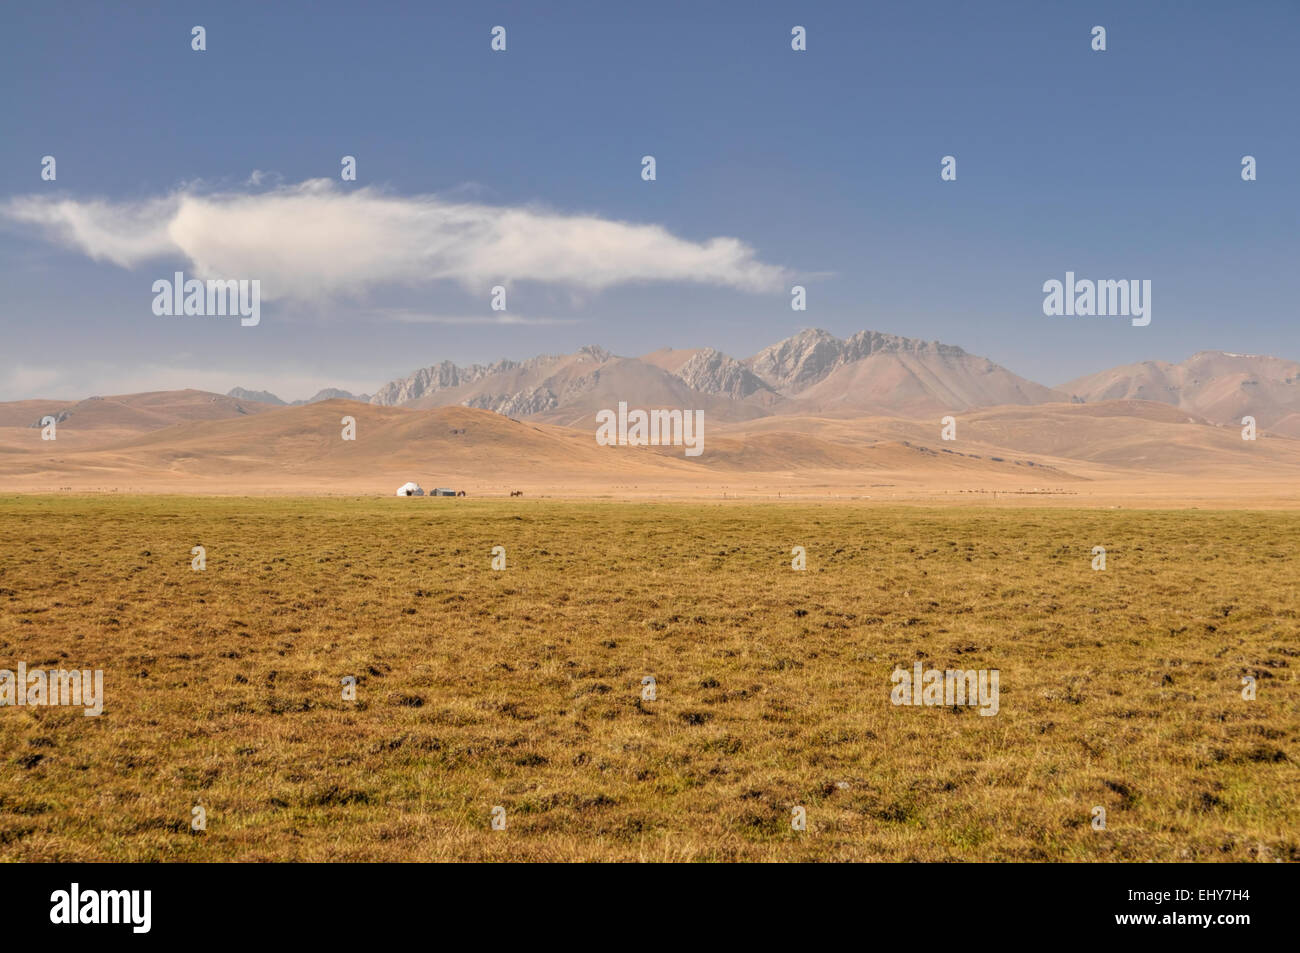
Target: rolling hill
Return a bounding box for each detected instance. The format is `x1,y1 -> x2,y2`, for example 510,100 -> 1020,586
1,392 -> 1298,504
1063,351 -> 1300,437
4,332 -> 1299,503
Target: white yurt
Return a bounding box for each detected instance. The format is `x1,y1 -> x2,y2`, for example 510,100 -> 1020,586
395,482 -> 425,497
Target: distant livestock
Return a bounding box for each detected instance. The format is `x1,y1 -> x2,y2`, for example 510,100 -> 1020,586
510,490 -> 524,497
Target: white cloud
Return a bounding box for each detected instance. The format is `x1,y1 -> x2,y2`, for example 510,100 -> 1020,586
4,194 -> 179,269
3,179 -> 789,300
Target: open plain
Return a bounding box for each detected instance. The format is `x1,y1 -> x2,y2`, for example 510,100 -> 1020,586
1,496 -> 1295,861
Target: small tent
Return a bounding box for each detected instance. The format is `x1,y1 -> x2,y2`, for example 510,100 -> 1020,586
396,482 -> 425,497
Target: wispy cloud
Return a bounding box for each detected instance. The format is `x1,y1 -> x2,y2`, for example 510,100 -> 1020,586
243,169 -> 284,188
3,179 -> 789,300
368,309 -> 580,326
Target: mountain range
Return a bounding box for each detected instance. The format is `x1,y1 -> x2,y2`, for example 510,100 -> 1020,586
229,329 -> 1300,436
5,327 -> 1299,503
227,386 -> 371,406
1062,350 -> 1300,437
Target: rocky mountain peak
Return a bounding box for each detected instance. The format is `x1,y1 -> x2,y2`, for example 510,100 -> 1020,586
675,347 -> 776,399
745,328 -> 846,392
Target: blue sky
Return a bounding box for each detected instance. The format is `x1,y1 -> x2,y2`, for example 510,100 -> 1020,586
1,0 -> 1296,400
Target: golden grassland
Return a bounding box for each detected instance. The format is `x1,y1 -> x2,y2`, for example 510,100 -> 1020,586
0,495 -> 1296,861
